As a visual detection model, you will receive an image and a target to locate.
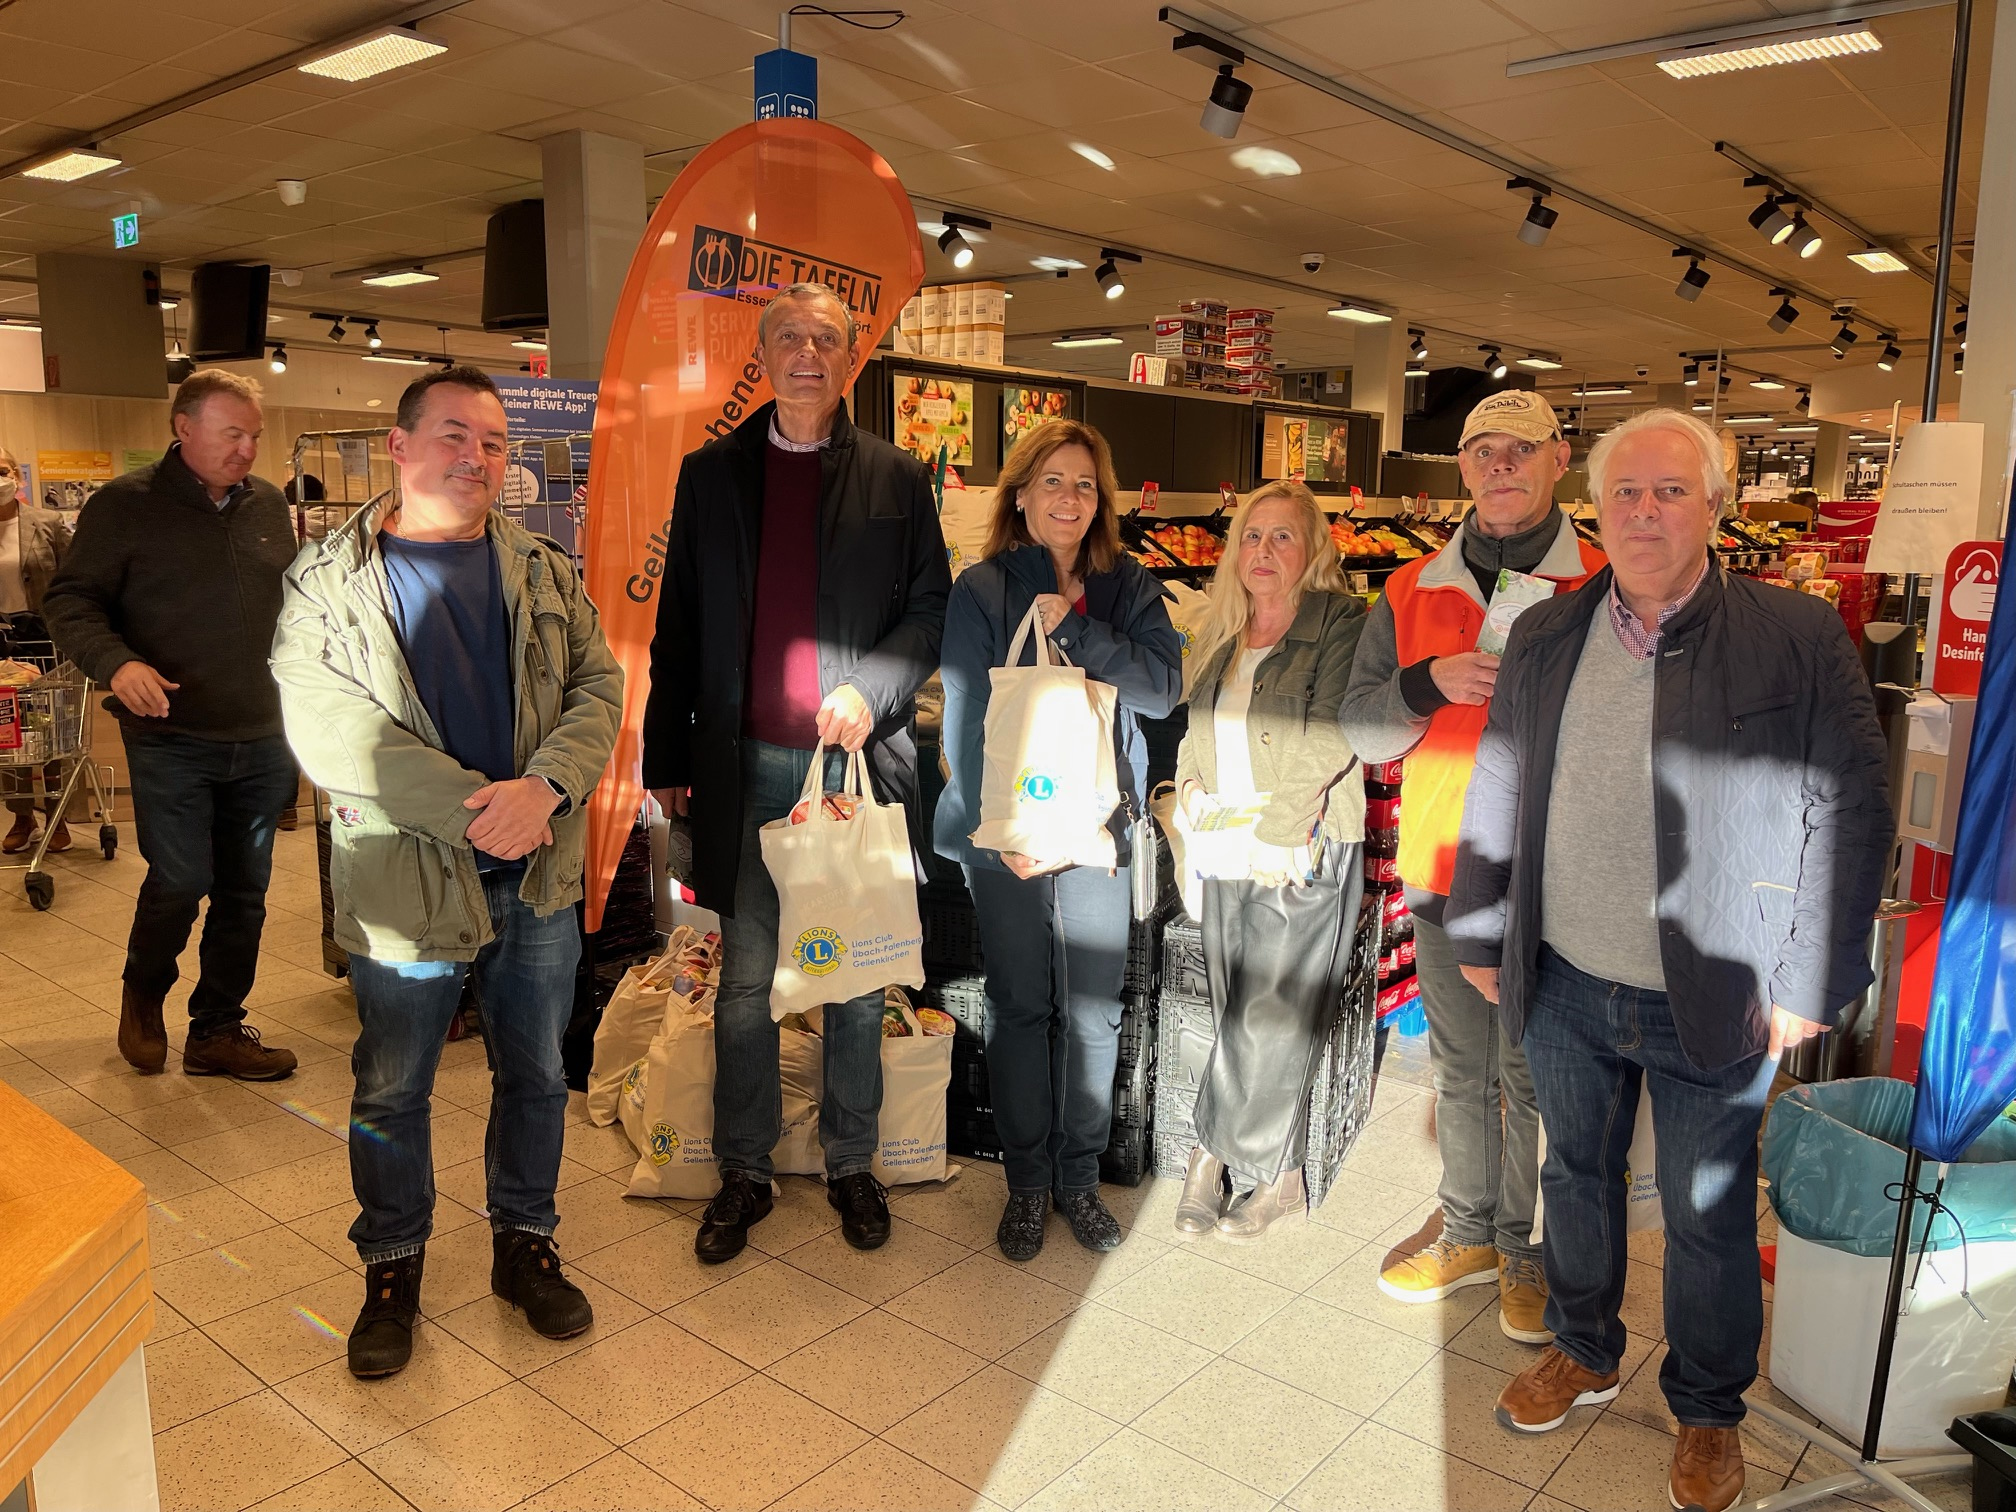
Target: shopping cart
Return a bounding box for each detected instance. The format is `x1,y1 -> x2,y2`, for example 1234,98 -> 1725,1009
0,657 -> 119,910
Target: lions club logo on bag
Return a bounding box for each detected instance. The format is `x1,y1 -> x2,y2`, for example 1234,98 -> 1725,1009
1014,767 -> 1057,802
622,1061 -> 646,1108
793,927 -> 846,977
648,1121 -> 679,1166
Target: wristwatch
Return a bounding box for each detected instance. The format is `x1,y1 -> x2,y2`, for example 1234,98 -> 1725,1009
535,774 -> 572,817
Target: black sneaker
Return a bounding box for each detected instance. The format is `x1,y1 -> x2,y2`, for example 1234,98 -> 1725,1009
997,1192 -> 1049,1262
1054,1189 -> 1123,1253
490,1231 -> 593,1340
827,1172 -> 891,1251
696,1171 -> 773,1264
348,1251 -> 423,1379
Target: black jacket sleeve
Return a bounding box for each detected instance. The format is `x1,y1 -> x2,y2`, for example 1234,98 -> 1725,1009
40,494 -> 141,685
932,571 -> 998,865
1055,572 -> 1183,722
844,462 -> 951,724
639,461 -> 702,791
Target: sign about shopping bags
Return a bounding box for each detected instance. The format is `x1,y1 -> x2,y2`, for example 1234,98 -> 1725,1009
580,118 -> 924,929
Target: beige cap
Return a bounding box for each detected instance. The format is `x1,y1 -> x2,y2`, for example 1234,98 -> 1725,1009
1459,388 -> 1562,447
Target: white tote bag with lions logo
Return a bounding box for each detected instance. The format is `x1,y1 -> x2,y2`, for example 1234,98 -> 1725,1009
970,599 -> 1119,869
760,749 -> 925,1019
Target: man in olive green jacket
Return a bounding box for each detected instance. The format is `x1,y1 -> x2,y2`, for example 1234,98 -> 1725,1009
271,368 -> 622,1381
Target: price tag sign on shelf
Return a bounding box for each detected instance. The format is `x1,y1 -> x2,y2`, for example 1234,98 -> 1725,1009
1932,540 -> 2000,696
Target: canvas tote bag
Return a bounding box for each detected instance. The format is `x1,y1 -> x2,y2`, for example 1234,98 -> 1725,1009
969,599 -> 1120,869
760,749 -> 925,1019
587,926 -> 713,1126
872,991 -> 953,1185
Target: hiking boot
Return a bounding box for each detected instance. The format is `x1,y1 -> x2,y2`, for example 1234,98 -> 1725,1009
1670,1424 -> 1745,1511
1055,1188 -> 1123,1252
1495,1346 -> 1620,1433
118,984 -> 168,1075
1173,1147 -> 1226,1236
1499,1252 -> 1552,1344
491,1231 -> 593,1340
1378,1236 -> 1498,1302
997,1192 -> 1048,1262
1216,1166 -> 1306,1243
3,812 -> 35,853
695,1171 -> 772,1264
348,1251 -> 424,1378
183,1025 -> 297,1081
828,1172 -> 891,1251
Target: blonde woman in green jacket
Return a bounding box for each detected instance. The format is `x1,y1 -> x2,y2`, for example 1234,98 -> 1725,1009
1172,480 -> 1367,1241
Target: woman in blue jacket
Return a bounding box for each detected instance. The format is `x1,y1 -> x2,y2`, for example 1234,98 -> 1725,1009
935,419 -> 1182,1262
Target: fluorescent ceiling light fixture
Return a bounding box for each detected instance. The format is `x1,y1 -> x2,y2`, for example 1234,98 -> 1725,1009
1848,247 -> 1909,273
159,296 -> 179,310
1656,25 -> 1881,79
1069,142 -> 1116,171
23,147 -> 121,181
1052,332 -> 1122,348
1030,256 -> 1084,272
1327,303 -> 1391,324
300,27 -> 448,83
511,337 -> 548,351
1229,145 -> 1300,178
1516,354 -> 1563,370
361,267 -> 438,287
362,351 -> 431,365
1776,423 -> 1818,432
1749,377 -> 1786,390
1721,413 -> 1773,423
1572,385 -> 1634,397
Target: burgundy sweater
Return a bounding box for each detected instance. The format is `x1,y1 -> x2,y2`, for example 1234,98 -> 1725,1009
744,443 -> 825,746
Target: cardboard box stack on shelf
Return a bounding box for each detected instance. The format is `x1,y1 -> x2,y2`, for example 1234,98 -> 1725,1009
1151,299 -> 1236,392
1225,308 -> 1281,398
897,282 -> 1006,365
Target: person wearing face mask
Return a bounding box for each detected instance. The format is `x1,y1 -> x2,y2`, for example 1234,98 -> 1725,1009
43,370 -> 302,1082
1338,389 -> 1603,1344
0,447 -> 73,854
1169,481 -> 1366,1241
272,365 -> 623,1379
934,419 -> 1182,1261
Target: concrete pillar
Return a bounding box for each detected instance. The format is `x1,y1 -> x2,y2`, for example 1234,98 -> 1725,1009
540,130 -> 645,381
1815,420 -> 1851,498
1351,318 -> 1409,457
1960,0 -> 2016,535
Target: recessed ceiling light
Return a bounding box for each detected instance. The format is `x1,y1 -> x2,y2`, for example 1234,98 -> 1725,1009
1516,354 -> 1563,370
511,337 -> 548,351
1572,385 -> 1634,397
1327,303 -> 1391,324
361,267 -> 438,287
366,397 -> 383,407
362,352 -> 432,365
22,147 -> 121,181
1069,142 -> 1116,171
1848,247 -> 1909,273
1656,25 -> 1881,78
1052,332 -> 1122,348
300,26 -> 448,82
1229,145 -> 1300,178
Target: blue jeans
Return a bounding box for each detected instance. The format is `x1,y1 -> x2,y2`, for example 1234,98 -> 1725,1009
966,860 -> 1130,1196
345,868 -> 579,1262
123,730 -> 298,1037
1524,946 -> 1773,1426
714,741 -> 884,1183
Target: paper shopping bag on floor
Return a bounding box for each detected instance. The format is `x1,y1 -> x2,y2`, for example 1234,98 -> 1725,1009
761,749 -> 925,1018
872,989 -> 953,1184
587,926 -> 716,1126
970,600 -> 1120,869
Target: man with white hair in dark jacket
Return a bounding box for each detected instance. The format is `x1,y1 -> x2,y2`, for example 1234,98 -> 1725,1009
1447,407 -> 1891,1512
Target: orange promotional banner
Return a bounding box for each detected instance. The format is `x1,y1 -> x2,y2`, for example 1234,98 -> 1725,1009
582,118 -> 924,929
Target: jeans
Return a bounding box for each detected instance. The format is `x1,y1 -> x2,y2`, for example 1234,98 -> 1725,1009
1524,945 -> 1773,1426
123,730 -> 297,1037
1415,913 -> 1541,1259
714,740 -> 885,1183
345,867 -> 578,1262
965,860 -> 1130,1195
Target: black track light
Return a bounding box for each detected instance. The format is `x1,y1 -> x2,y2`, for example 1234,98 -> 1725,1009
1954,315 -> 1968,349
1749,194 -> 1794,243
1766,293 -> 1799,334
269,343 -> 288,374
1482,347 -> 1507,379
1797,387 -> 1811,413
1830,322 -> 1858,358
1682,361 -> 1699,387
1408,330 -> 1428,362
1518,195 -> 1556,247
327,319 -> 346,342
1201,64 -> 1251,139
1955,348 -> 1966,375
365,322 -> 382,349
938,226 -> 974,269
1676,259 -> 1709,301
1877,338 -> 1901,371
1094,247 -> 1137,300
1784,214 -> 1823,259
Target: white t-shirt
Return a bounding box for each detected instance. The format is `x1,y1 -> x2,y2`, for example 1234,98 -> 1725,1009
0,514 -> 26,615
1212,644 -> 1271,801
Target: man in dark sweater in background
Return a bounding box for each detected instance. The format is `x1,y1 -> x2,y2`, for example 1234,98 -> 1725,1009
43,369 -> 299,1081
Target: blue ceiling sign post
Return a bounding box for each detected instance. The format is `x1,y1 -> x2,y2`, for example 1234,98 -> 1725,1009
754,48 -> 818,120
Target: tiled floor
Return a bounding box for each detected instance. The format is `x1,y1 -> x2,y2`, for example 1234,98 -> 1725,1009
2,825 -> 1977,1512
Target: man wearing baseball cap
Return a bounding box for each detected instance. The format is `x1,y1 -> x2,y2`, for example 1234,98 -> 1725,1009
1340,388 -> 1603,1343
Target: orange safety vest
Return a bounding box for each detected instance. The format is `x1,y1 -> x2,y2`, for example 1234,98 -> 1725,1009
1385,528 -> 1606,896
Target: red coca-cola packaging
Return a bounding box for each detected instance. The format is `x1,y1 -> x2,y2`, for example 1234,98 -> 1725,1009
1376,975 -> 1422,1018
1366,795 -> 1402,830
1365,759 -> 1405,786
1364,854 -> 1400,885
1381,889 -> 1411,928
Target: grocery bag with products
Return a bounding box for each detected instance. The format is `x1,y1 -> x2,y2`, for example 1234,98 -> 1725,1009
873,987 -> 954,1184
761,749 -> 926,1018
970,599 -> 1121,870
586,926 -> 718,1126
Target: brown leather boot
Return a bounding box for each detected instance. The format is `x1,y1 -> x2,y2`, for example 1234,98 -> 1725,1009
183,1025 -> 297,1082
1670,1424 -> 1745,1512
2,812 -> 34,854
118,985 -> 169,1074
1494,1345 -> 1620,1433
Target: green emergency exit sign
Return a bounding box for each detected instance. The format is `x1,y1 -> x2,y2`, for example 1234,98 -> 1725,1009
112,212 -> 139,248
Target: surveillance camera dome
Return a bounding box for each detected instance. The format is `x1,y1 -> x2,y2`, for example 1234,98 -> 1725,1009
1300,251 -> 1325,273
276,179 -> 307,207
1635,365 -> 1650,379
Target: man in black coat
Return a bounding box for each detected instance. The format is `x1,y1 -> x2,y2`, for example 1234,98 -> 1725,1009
1446,408 -> 1891,1512
643,282 -> 949,1263
43,370 -> 301,1082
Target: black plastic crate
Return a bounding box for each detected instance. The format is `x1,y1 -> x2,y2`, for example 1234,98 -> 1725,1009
920,882 -> 985,971
1100,1120 -> 1152,1187
1117,993 -> 1154,1071
950,1040 -> 991,1112
1161,916 -> 1209,1001
948,1103 -> 1003,1163
1154,991 -> 1215,1103
921,974 -> 989,1044
1112,1045 -> 1153,1131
